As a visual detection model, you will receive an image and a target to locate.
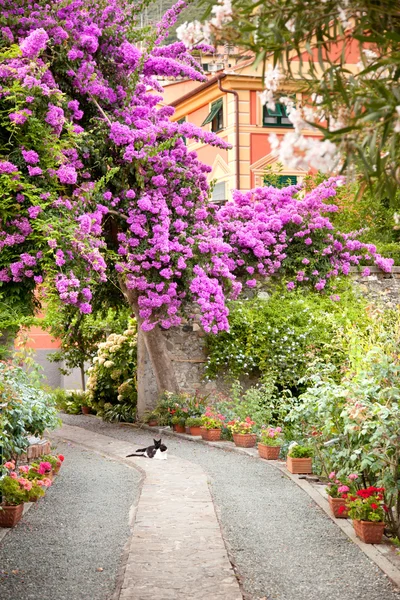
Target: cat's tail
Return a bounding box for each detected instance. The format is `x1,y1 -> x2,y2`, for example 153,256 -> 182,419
126,452 -> 146,458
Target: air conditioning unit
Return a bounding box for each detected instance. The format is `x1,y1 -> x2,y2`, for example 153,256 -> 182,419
208,63 -> 224,73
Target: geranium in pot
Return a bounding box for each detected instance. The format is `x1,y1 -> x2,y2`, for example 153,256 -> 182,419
200,408 -> 225,441
186,417 -> 203,436
227,417 -> 257,448
345,486 -> 387,544
171,414 -> 187,434
0,461 -> 30,527
326,472 -> 358,518
258,426 -> 283,459
286,444 -> 313,474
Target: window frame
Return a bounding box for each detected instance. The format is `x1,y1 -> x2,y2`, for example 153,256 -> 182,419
201,99 -> 224,132
262,103 -> 293,128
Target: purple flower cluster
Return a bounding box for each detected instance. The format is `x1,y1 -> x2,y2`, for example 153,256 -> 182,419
0,0 -> 393,330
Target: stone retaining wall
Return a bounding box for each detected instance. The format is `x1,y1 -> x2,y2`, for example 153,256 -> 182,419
138,267 -> 400,415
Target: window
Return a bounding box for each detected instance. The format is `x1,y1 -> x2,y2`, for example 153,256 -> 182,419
262,103 -> 293,128
177,117 -> 186,145
211,181 -> 226,203
201,99 -> 223,132
264,174 -> 298,188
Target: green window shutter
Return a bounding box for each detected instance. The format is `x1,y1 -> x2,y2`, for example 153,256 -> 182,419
264,175 -> 298,188
267,104 -> 283,117
201,98 -> 223,127
278,175 -> 298,187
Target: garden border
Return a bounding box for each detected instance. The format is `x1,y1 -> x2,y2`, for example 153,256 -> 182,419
132,423 -> 400,590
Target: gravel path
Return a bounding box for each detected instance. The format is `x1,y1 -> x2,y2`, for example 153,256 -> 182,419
0,440 -> 140,600
61,414 -> 400,600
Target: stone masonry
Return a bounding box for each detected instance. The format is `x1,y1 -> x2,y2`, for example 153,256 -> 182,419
137,266 -> 400,416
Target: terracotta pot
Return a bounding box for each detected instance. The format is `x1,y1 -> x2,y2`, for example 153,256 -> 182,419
353,520 -> 385,544
81,406 -> 90,415
53,465 -> 61,475
148,420 -> 158,427
173,424 -> 186,434
189,426 -> 202,436
286,456 -> 313,474
258,444 -> 281,460
328,496 -> 348,519
0,503 -> 24,528
233,433 -> 257,448
201,428 -> 222,442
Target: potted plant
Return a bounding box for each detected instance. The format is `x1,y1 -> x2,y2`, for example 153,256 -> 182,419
143,411 -> 159,427
171,414 -> 187,434
200,407 -> 225,441
80,392 -> 91,415
186,416 -> 203,436
0,461 -> 30,527
286,444 -> 313,474
227,417 -> 257,448
326,472 -> 358,518
345,486 -> 387,544
258,426 -> 283,459
27,480 -> 46,503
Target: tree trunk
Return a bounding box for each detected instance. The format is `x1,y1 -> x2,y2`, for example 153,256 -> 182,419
120,282 -> 179,415
80,362 -> 86,391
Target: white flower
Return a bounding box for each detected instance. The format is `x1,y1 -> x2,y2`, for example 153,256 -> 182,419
104,360 -> 114,368
98,357 -> 105,365
176,20 -> 212,48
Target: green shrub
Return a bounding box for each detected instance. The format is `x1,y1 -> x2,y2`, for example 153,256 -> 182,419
186,416 -> 202,427
288,445 -> 313,458
205,280 -> 370,393
103,402 -> 136,423
87,322 -> 137,420
0,363 -> 60,460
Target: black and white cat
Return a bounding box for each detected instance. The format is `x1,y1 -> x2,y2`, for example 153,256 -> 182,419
126,439 -> 168,460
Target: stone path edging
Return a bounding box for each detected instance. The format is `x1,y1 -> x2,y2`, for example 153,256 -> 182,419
51,424 -> 242,600
135,423 -> 400,590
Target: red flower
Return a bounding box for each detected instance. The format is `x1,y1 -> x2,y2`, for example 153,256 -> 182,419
338,505 -> 347,515
58,454 -> 65,462
370,503 -> 378,510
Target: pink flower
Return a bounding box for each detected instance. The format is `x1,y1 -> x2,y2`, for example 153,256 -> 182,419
18,465 -> 30,473
10,472 -> 18,479
328,471 -> 336,480
338,485 -> 349,493
4,461 -> 15,470
42,478 -> 52,487
38,461 -> 52,475
348,473 -> 358,481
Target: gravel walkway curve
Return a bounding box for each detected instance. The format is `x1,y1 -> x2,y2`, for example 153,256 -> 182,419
61,414 -> 400,600
0,440 -> 140,600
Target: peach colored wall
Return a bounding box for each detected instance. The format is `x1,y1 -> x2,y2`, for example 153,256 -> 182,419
162,80 -> 204,105
196,142 -> 228,166
250,133 -> 273,165
187,105 -> 212,127
17,325 -> 60,350
293,38 -> 362,64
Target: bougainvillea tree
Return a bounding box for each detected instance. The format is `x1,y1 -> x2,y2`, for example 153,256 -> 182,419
0,0 -> 393,403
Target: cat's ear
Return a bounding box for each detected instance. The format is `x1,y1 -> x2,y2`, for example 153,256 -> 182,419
154,439 -> 161,446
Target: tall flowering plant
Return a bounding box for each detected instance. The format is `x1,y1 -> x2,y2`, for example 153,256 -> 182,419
201,407 -> 226,430
0,0 -> 394,402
